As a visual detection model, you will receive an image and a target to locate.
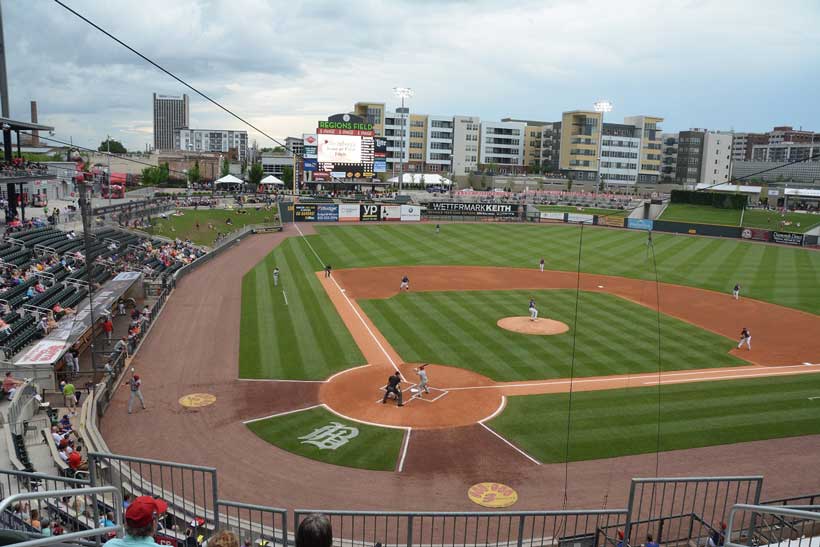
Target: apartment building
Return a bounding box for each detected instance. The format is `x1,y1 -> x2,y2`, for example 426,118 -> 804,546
353,102 -> 385,136
174,128 -> 248,162
751,142 -> 820,162
624,116 -> 664,184
479,121 -> 527,173
599,123 -> 641,184
452,116 -> 481,176
539,122 -> 562,173
660,133 -> 678,181
407,114 -> 428,170
558,110 -> 602,181
732,127 -> 818,161
731,132 -> 768,161
661,128 -> 732,185
153,93 -> 189,151
426,116 -> 454,172
700,130 -> 733,185
383,110 -> 408,170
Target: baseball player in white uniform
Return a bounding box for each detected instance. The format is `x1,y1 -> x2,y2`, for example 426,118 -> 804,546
737,327 -> 751,350
539,258 -> 545,272
400,275 -> 410,291
415,364 -> 430,395
732,283 -> 740,300
529,297 -> 538,321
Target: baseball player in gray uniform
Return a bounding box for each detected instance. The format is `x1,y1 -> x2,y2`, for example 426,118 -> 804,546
415,364 -> 430,395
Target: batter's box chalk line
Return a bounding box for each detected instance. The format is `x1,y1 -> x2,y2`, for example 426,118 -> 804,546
374,382 -> 449,405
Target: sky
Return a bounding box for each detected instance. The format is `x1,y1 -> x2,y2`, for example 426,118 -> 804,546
4,0 -> 820,152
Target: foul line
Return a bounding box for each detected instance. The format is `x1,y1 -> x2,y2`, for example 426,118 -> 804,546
282,290 -> 288,306
237,378 -> 324,383
242,404 -> 322,424
397,429 -> 412,472
293,223 -> 400,373
479,422 -> 541,466
645,368 -> 820,385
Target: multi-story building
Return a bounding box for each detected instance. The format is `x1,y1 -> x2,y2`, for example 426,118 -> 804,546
451,116 -> 481,176
599,123 -> 641,185
407,114 -> 428,171
731,132 -> 768,161
660,133 -> 678,182
501,118 -> 551,172
426,116 -> 454,173
174,128 -> 248,163
558,110 -> 602,182
479,121 -> 527,173
751,142 -> 820,163
624,116 -> 664,184
285,136 -> 304,158
153,93 -> 189,151
539,122 -> 562,174
700,130 -> 733,185
732,127 -> 818,162
353,102 -> 386,137
383,110 -> 409,172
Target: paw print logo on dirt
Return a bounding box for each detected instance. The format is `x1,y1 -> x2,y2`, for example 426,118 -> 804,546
468,482 -> 518,508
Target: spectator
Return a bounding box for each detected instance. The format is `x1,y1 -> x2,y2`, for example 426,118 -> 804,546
123,493 -> 132,511
114,336 -> 128,356
37,315 -> 49,335
295,514 -> 332,547
104,496 -> 167,547
30,509 -> 41,531
208,531 -> 239,547
707,522 -> 726,547
12,502 -> 30,523
645,534 -> 659,547
2,371 -> 24,399
40,519 -> 52,537
68,449 -> 88,471
63,381 -> 77,415
99,511 -> 116,528
0,317 -> 11,336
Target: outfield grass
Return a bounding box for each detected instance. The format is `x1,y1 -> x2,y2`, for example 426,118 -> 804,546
658,204 -> 742,226
536,205 -> 630,217
489,372 -> 820,463
147,208 -> 280,246
246,406 -> 404,471
307,224 -> 820,315
742,209 -> 820,234
359,290 -> 747,381
239,237 -> 364,379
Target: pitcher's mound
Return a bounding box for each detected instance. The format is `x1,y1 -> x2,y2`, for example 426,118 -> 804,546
497,317 -> 569,335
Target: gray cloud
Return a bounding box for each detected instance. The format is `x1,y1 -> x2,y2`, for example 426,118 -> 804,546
4,0 -> 819,151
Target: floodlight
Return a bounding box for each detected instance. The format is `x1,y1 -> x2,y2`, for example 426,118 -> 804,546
393,87 -> 414,99
593,100 -> 613,113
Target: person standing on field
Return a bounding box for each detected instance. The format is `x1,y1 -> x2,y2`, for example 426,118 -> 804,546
273,267 -> 280,287
529,297 -> 538,321
539,257 -> 545,272
732,283 -> 741,300
737,327 -> 751,350
415,364 -> 430,395
126,373 -> 146,414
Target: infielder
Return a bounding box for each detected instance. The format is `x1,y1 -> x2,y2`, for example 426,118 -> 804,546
732,283 -> 740,300
273,267 -> 280,287
737,327 -> 751,350
382,371 -> 404,406
400,275 -> 410,291
529,297 -> 538,321
415,364 -> 430,395
539,258 -> 545,272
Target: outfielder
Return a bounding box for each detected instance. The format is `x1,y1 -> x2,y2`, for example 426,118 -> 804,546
737,327 -> 751,350
400,275 -> 410,291
273,267 -> 280,287
539,258 -> 545,272
732,283 -> 740,300
415,364 -> 430,395
529,297 -> 538,321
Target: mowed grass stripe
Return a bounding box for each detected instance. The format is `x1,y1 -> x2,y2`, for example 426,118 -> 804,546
489,372 -> 820,462
246,406 -> 404,471
239,238 -> 364,380
361,290 -> 746,381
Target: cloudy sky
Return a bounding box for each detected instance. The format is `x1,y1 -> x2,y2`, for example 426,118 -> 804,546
4,0 -> 820,151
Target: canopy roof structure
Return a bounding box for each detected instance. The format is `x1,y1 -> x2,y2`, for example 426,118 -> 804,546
214,174 -> 243,185
260,174 -> 285,185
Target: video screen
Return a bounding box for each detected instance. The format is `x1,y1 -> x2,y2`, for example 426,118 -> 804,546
318,134 -> 362,164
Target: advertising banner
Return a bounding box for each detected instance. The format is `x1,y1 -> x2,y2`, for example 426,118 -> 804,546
302,134 -> 318,158
771,231 -> 804,246
318,134 -> 362,163
627,218 -> 654,231
400,204 -> 421,222
741,228 -> 771,242
380,205 -> 402,221
312,171 -> 330,181
539,212 -> 565,222
303,158 -> 318,172
374,159 -> 387,173
601,216 -> 626,227
338,204 -> 360,222
294,204 -> 317,221
359,204 -> 381,222
427,202 -> 520,217
567,213 -> 594,224
316,204 -> 339,222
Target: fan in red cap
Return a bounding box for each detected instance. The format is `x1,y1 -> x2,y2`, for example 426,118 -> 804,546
105,496 -> 167,547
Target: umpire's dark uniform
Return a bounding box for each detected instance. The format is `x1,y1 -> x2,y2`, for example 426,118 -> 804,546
382,372 -> 404,406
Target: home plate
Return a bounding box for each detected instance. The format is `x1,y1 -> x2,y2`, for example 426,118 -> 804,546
597,285 -> 604,288
410,388 -> 419,393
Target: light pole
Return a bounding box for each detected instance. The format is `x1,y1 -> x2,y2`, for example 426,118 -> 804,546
392,87 -> 413,194
106,134 -> 112,205
593,100 -> 613,194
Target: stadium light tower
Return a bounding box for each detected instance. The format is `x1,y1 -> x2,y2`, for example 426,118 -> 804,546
393,87 -> 413,193
593,100 -> 613,193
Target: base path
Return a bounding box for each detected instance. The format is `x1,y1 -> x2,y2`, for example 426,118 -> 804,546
100,232 -> 820,511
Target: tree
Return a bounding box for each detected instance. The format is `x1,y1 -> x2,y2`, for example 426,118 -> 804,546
272,146 -> 285,153
467,172 -> 477,189
281,165 -> 294,186
141,162 -> 169,185
188,160 -> 201,184
98,138 -> 127,154
566,177 -> 573,192
249,162 -> 264,185
221,158 -> 230,177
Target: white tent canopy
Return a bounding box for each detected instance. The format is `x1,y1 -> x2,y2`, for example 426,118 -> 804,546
387,173 -> 451,186
214,174 -> 243,185
260,174 -> 285,185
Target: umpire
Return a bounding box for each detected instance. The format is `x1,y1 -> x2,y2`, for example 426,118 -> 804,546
382,371 -> 404,407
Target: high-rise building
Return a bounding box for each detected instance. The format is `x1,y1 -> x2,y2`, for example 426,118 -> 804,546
700,130 -> 733,185
624,116 -> 664,184
479,121 -> 527,173
353,102 -> 385,136
661,128 -> 732,185
174,128 -> 248,162
153,93 -> 189,151
660,133 -> 678,182
558,110 -> 602,182
731,132 -> 768,161
407,114 -> 428,171
599,123 -> 641,184
426,116 -> 454,172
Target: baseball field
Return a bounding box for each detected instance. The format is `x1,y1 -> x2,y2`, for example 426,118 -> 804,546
658,203 -> 820,232
236,223 -> 820,471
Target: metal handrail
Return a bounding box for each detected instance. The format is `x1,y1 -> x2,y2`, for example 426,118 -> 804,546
726,504 -> 820,547
0,486 -> 122,547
